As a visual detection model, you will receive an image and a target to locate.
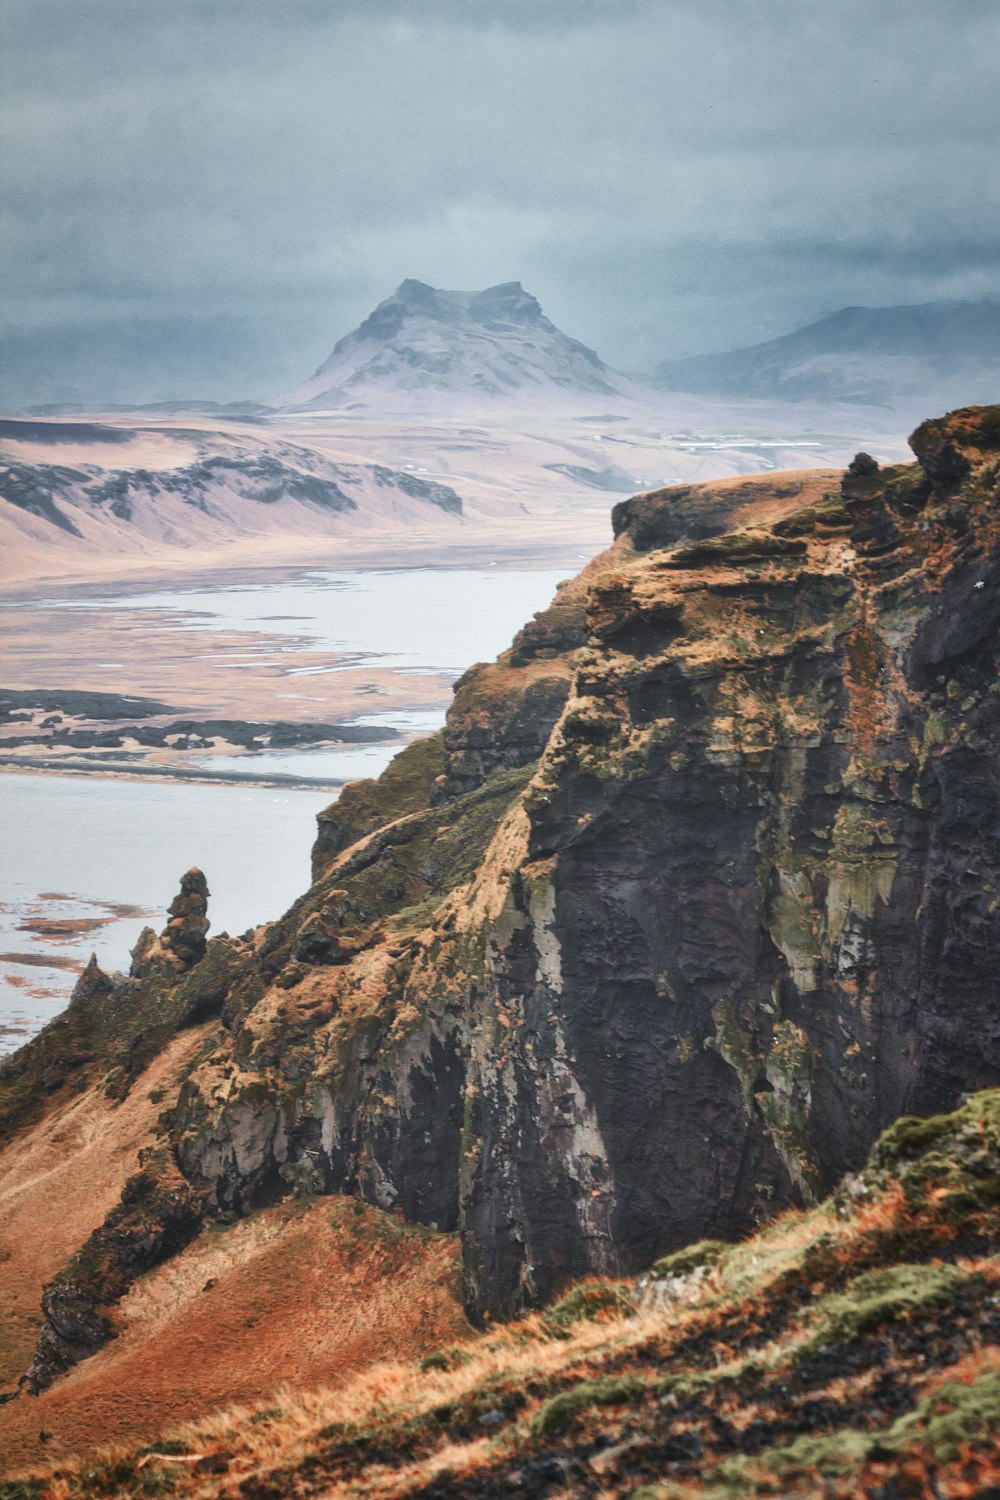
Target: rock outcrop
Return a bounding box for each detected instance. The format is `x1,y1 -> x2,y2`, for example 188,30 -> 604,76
130,868 -> 210,977
6,405 -> 1000,1387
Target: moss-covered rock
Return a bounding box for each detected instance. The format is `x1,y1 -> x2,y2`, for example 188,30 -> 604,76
531,1373 -> 648,1435
798,1262 -> 963,1357
540,1278 -> 634,1336
649,1239 -> 730,1280
311,732 -> 444,880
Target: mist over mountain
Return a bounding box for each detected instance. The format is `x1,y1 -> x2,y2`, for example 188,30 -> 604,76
278,279 -> 650,412
656,299 -> 1000,407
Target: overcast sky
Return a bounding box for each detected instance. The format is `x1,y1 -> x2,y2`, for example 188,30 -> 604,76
1,0 -> 998,404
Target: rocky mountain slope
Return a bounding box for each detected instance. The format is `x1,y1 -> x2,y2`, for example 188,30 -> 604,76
0,416 -> 463,571
656,299 -> 1000,410
6,1088 -> 997,1497
1,404 -> 999,1474
278,280 -> 651,412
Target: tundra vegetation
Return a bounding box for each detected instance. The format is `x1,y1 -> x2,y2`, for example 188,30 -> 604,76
2,1089 -> 997,1497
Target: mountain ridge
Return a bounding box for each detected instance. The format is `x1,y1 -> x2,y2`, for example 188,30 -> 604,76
0,417 -> 465,574
656,298 -> 1000,407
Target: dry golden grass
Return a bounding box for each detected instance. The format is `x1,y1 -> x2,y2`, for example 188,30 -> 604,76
0,1195 -> 469,1475
9,1089 -> 996,1498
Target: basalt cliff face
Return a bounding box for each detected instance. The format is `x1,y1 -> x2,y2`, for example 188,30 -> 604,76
4,405 -> 1000,1397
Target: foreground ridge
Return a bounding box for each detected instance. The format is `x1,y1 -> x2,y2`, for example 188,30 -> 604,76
6,1089 -> 998,1497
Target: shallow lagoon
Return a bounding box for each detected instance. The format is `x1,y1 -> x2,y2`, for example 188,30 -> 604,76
22,567 -> 567,674
0,774 -> 332,1056
0,565 -> 565,1053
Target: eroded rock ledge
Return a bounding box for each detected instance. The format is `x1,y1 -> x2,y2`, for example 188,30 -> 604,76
4,404 -> 1000,1389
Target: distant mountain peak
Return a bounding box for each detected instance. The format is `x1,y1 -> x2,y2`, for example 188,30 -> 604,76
278,280 -> 637,412
396,277 -> 435,299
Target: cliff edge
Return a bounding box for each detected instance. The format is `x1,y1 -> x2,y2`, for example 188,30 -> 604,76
3,406 -> 999,1402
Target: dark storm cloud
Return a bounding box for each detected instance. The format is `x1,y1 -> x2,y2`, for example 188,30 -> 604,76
1,0 -> 998,402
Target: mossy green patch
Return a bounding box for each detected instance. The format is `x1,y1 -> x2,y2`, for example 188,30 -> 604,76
719,1426 -> 874,1485
866,1090 -> 1000,1222
532,1374 -> 648,1435
540,1278 -> 634,1337
649,1238 -> 729,1280
655,1368 -> 713,1400
799,1261 -> 961,1356
312,731 -> 445,878
890,1367 -> 1000,1462
712,1366 -> 1000,1493
870,1091 -> 1000,1168
307,766 -> 532,942
419,1344 -> 473,1373
656,1355 -> 765,1402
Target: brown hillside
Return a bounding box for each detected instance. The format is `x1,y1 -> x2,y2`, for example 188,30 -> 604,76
1,408 -> 999,1479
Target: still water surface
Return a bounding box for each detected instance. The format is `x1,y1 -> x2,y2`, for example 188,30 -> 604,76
25,567 -> 566,673
0,775 -> 331,1055
1,565 -> 565,1054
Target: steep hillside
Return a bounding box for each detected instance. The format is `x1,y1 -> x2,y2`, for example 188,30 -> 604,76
278,280 -> 651,412
1,405 -> 999,1471
656,300 -> 1000,409
5,1089 -> 998,1496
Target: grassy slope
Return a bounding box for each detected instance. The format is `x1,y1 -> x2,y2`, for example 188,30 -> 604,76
0,1197 -> 468,1478
5,1090 -> 997,1499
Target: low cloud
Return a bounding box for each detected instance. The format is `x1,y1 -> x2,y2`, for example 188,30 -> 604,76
2,0 -> 998,401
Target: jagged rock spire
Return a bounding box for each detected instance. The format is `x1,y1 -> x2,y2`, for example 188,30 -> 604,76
68,951 -> 114,1009
130,867 -> 210,978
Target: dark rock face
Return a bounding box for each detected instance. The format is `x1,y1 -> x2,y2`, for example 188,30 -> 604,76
16,405 -> 1000,1382
173,406 -> 1000,1311
439,666 -> 572,802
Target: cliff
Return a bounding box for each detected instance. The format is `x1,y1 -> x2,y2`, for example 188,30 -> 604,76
2,406 -> 1000,1409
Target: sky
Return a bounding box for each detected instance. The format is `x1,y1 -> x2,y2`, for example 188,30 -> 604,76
1,0 -> 998,405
